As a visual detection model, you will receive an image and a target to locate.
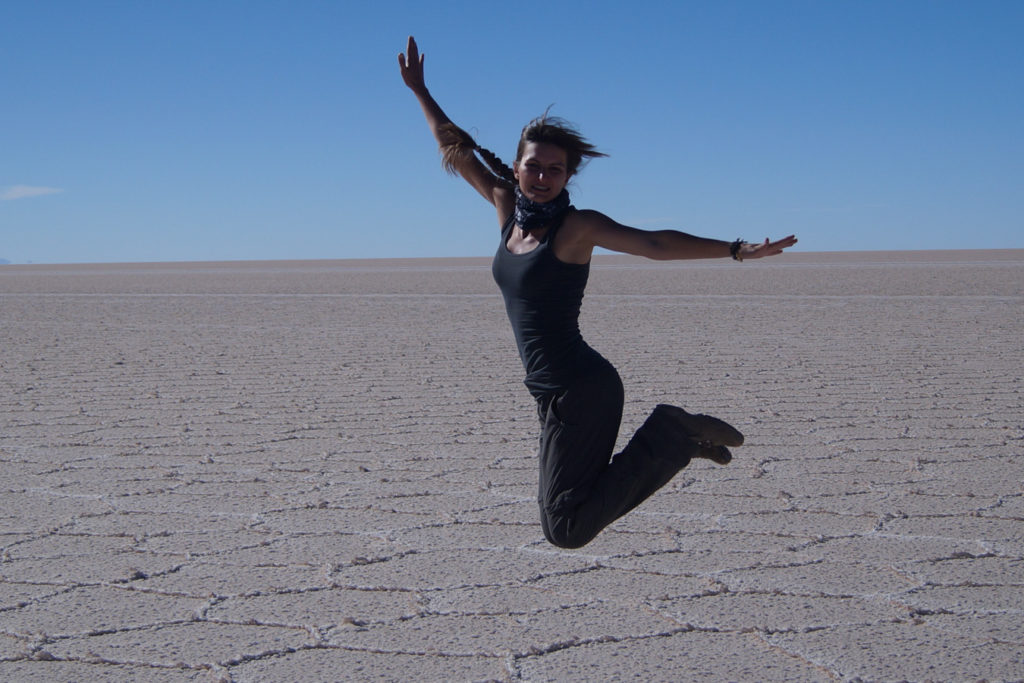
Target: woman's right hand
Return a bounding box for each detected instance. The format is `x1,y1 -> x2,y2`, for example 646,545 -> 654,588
397,35 -> 510,214
398,36 -> 426,94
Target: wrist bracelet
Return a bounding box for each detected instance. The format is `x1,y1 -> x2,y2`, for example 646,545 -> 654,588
730,238 -> 744,262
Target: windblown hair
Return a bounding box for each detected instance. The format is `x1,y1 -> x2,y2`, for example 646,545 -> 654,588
517,113 -> 607,176
438,112 -> 605,186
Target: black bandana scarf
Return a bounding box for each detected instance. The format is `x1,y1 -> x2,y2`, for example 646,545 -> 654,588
514,187 -> 571,234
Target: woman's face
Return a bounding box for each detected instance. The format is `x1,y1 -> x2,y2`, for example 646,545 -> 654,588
514,141 -> 570,203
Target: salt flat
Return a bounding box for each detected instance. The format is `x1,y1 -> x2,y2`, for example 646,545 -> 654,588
1,250 -> 1022,681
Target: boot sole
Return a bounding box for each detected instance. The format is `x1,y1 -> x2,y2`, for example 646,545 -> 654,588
700,445 -> 733,465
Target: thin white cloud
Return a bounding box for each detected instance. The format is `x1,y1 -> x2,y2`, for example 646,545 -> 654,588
0,185 -> 64,201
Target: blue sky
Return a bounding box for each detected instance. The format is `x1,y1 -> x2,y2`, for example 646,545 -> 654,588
3,1 -> 1022,264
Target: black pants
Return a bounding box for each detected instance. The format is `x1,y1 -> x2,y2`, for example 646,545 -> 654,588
535,360 -> 697,548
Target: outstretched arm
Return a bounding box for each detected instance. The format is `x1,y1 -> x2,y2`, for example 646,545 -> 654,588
558,209 -> 797,263
399,36 -> 510,211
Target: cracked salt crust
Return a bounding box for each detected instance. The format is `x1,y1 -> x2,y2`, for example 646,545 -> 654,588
2,252 -> 1022,680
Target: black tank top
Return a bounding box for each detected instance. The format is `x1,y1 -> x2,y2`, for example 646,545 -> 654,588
491,211 -> 605,397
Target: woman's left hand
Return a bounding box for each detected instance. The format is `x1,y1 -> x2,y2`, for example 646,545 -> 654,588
739,235 -> 798,260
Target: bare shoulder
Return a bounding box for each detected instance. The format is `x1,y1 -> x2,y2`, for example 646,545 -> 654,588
561,209 -> 666,259
562,208 -> 624,241
553,209 -> 611,264
561,208 -> 611,235
568,208 -> 611,225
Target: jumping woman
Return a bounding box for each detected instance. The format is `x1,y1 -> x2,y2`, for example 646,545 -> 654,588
399,36 -> 797,549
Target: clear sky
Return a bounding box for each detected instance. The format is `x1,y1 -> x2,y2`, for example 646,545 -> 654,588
3,1 -> 1022,264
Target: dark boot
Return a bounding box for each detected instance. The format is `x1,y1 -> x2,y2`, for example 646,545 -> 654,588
695,444 -> 733,465
653,404 -> 745,447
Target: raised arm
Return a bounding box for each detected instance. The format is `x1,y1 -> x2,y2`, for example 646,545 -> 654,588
399,37 -> 510,212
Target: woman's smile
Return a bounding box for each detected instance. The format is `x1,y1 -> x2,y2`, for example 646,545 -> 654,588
515,141 -> 569,202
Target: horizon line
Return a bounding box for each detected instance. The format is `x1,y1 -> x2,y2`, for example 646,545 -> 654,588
2,247 -> 1024,269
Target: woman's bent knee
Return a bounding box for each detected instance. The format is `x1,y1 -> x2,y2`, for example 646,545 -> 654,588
543,517 -> 598,549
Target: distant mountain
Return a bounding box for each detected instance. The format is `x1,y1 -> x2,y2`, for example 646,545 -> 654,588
0,258 -> 10,265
